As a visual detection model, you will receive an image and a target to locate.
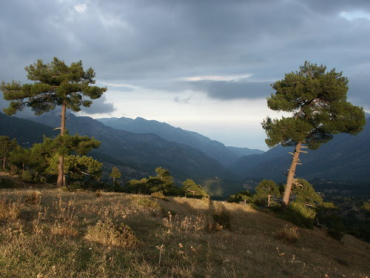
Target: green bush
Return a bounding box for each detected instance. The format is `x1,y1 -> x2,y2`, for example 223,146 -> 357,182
21,170 -> 33,182
284,202 -> 316,229
150,191 -> 169,201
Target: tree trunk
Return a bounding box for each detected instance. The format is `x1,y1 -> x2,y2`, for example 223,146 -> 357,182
57,103 -> 67,187
282,141 -> 302,206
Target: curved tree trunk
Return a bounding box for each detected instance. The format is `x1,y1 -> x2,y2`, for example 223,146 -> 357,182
282,141 -> 302,206
57,103 -> 67,187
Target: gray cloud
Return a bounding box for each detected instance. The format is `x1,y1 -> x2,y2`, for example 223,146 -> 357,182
0,0 -> 369,107
183,80 -> 272,100
347,73 -> 370,110
80,95 -> 116,115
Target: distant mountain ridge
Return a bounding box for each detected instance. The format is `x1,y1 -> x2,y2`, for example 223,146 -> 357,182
230,115 -> 370,184
98,117 -> 263,166
1,111 -> 368,190
0,112 -> 233,183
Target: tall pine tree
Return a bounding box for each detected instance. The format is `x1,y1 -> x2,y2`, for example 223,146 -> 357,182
1,57 -> 107,186
262,61 -> 365,205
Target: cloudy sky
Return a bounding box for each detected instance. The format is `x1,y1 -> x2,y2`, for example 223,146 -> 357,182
1,0 -> 369,150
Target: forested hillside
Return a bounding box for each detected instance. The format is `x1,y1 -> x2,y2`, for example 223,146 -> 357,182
98,117 -> 263,166
0,112 -> 232,183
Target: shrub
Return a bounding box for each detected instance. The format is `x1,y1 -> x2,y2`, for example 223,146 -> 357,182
150,191 -> 168,201
284,202 -> 316,229
85,219 -> 138,248
21,170 -> 33,182
227,190 -> 252,204
275,225 -> 300,244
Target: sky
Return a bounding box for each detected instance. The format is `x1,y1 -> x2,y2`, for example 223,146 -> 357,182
0,0 -> 369,151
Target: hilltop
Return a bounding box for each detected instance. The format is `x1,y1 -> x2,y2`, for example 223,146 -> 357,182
1,179 -> 370,277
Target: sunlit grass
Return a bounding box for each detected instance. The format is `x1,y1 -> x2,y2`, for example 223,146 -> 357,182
0,188 -> 370,277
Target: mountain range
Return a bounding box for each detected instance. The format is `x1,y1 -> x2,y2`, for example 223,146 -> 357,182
0,112 -> 232,182
0,112 -> 369,194
97,117 -> 264,166
231,114 -> 370,184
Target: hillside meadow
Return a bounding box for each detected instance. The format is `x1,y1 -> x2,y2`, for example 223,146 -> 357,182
1,177 -> 370,277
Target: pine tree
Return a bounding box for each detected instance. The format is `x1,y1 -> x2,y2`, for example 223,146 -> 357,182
109,167 -> 122,185
255,179 -> 280,206
0,136 -> 18,171
182,179 -> 209,198
9,145 -> 31,173
1,57 -> 107,186
262,61 -> 365,206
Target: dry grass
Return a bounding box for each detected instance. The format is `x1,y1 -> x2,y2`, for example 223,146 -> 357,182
0,187 -> 370,278
275,225 -> 300,244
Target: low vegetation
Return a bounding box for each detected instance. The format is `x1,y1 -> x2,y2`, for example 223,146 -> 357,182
1,180 -> 370,277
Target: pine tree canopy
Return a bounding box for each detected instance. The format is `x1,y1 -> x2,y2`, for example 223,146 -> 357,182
262,61 -> 365,149
1,57 -> 107,116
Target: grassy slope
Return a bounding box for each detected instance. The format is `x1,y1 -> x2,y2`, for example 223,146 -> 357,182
1,179 -> 370,277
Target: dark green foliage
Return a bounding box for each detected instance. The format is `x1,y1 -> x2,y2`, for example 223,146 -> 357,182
227,190 -> 252,203
49,134 -> 101,157
254,179 -> 280,205
292,179 -> 323,206
284,202 -> 316,229
9,146 -> 31,173
125,178 -> 150,194
47,155 -> 103,181
0,136 -> 18,171
125,167 -> 179,196
5,135 -> 102,185
278,183 -> 285,195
